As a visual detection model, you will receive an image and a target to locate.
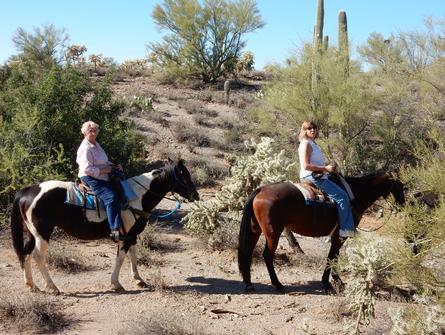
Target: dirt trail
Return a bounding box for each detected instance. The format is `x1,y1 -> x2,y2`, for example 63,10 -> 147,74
0,217 -> 402,335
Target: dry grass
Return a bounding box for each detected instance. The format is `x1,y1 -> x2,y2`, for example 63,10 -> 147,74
48,244 -> 92,273
117,312 -> 207,335
186,156 -> 228,187
172,124 -> 212,148
208,220 -> 239,251
0,293 -> 71,334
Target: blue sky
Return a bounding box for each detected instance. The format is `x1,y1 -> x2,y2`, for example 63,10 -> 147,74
1,1 -> 445,69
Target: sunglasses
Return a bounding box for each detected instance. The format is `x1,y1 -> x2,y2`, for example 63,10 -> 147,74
307,127 -> 317,131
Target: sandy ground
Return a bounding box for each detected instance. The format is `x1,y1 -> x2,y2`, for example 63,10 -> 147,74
0,204 -> 407,335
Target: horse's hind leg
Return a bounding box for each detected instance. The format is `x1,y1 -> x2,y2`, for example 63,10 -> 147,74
263,231 -> 285,292
127,246 -> 148,288
33,237 -> 60,294
110,242 -> 127,292
23,254 -> 40,292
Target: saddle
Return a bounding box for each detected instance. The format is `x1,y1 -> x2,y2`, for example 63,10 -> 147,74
294,180 -> 335,206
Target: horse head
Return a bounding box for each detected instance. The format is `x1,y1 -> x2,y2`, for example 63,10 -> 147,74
168,159 -> 200,202
386,173 -> 406,207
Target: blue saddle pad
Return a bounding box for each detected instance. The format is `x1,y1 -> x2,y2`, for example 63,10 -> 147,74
65,182 -> 104,210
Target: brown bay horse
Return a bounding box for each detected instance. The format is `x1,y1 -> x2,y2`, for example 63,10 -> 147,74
10,159 -> 199,294
238,171 -> 405,293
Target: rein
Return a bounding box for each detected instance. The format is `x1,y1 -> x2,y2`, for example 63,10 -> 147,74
357,207 -> 394,232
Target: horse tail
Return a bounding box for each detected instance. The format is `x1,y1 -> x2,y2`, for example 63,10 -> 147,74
238,188 -> 261,282
10,189 -> 34,269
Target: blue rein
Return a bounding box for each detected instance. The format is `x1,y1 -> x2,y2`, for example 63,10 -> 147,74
151,201 -> 181,219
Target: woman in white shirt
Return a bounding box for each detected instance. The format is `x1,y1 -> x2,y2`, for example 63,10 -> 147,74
298,120 -> 355,238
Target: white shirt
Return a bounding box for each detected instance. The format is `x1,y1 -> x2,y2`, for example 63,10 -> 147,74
76,138 -> 111,181
298,139 -> 327,179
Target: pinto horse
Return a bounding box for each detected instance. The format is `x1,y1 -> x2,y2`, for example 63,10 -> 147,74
238,171 -> 405,293
10,159 -> 199,294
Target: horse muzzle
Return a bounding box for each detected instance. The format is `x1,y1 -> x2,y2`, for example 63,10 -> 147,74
188,190 -> 200,202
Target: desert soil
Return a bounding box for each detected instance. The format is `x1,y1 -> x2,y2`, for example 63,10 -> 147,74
0,202 -> 406,335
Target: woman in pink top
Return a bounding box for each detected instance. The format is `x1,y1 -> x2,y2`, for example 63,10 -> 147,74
76,121 -> 124,242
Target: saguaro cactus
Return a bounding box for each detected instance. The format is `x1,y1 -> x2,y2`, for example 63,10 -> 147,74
311,0 -> 324,108
313,0 -> 324,51
224,79 -> 231,104
338,10 -> 350,76
323,35 -> 329,51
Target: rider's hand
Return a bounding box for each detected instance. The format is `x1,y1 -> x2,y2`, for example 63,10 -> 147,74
325,164 -> 336,173
116,164 -> 123,172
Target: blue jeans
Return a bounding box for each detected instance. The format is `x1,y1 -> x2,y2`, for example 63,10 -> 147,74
80,176 -> 123,230
303,175 -> 355,237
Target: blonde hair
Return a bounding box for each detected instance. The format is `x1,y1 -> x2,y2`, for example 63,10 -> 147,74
81,121 -> 99,135
298,121 -> 318,141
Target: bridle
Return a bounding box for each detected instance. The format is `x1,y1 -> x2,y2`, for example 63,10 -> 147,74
131,166 -> 196,202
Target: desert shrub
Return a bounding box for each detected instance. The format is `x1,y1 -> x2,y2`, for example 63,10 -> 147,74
117,312 -> 206,335
172,124 -> 212,148
182,100 -> 203,114
0,293 -> 70,333
48,244 -> 91,273
192,114 -> 213,128
185,137 -> 296,235
207,219 -> 239,251
336,236 -> 400,334
119,59 -> 150,77
128,95 -> 154,112
186,156 -> 228,187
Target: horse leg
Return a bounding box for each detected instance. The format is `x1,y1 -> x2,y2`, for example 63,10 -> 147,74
283,228 -> 305,254
263,231 -> 285,292
243,231 -> 261,292
110,242 -> 127,292
23,254 -> 40,293
321,235 -> 343,294
127,246 -> 148,288
32,237 -> 60,294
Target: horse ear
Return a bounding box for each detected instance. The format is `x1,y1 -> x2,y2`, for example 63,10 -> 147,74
178,158 -> 184,166
167,157 -> 173,164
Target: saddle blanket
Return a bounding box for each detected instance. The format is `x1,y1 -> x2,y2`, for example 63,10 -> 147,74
65,179 -> 137,210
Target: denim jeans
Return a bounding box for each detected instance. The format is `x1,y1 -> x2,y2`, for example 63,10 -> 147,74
303,175 -> 355,237
80,176 -> 123,230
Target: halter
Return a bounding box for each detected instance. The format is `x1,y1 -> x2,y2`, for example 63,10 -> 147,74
127,166 -> 194,220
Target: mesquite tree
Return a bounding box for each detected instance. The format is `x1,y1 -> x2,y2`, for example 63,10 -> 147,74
149,0 -> 264,83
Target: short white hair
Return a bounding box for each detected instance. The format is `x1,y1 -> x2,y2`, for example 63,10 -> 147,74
81,121 -> 99,135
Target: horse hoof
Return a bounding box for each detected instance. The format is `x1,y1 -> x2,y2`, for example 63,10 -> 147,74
323,283 -> 335,295
28,285 -> 41,293
112,285 -> 126,293
136,281 -> 148,288
245,285 -> 255,293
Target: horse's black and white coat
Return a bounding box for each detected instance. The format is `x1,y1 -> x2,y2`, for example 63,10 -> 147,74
10,160 -> 199,294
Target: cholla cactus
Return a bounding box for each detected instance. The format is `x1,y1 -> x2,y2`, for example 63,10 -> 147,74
338,236 -> 398,334
120,59 -> 149,76
66,45 -> 87,65
88,54 -> 103,72
128,95 -> 153,112
185,137 -> 296,234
